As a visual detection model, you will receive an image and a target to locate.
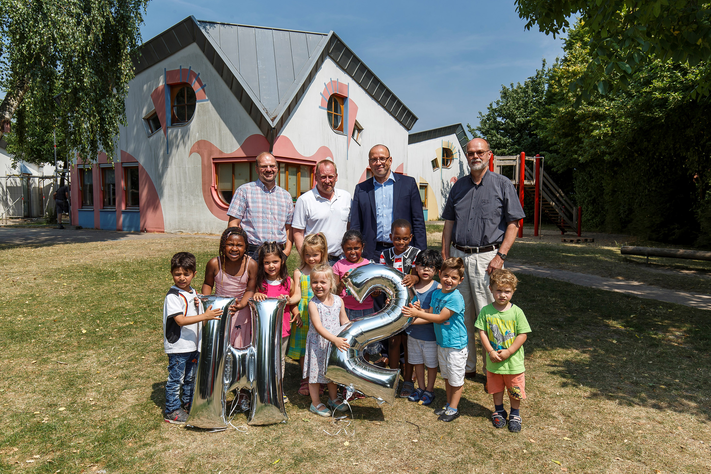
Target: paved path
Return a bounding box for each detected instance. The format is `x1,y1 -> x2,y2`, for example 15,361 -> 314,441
507,262 -> 711,311
2,227 -> 709,310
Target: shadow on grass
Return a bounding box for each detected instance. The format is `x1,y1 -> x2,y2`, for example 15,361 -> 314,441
0,227 -> 140,250
517,274 -> 711,420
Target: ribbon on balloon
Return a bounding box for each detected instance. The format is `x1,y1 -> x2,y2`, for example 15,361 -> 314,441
326,263 -> 414,404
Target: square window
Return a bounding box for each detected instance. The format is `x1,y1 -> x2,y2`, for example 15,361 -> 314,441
144,111 -> 161,135
215,162 -> 256,205
352,121 -> 363,144
431,158 -> 440,171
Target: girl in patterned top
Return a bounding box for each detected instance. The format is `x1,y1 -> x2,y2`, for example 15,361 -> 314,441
303,263 -> 350,417
289,233 -> 328,395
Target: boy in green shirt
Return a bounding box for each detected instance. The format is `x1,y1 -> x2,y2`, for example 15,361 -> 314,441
475,269 -> 531,433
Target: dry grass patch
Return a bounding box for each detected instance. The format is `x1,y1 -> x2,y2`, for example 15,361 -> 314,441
0,235 -> 710,473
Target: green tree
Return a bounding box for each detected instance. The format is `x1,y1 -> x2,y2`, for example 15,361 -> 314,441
0,0 -> 149,165
471,62 -> 551,156
542,22 -> 711,245
515,0 -> 711,97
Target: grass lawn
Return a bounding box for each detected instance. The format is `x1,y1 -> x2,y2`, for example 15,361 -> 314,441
1,235 -> 710,473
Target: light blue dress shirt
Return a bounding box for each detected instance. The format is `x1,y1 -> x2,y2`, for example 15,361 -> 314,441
373,172 -> 396,242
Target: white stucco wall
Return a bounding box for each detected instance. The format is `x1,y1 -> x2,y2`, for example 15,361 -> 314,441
407,134 -> 468,220
278,57 -> 410,195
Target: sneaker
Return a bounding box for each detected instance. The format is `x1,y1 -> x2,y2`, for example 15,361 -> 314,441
491,410 -> 507,429
283,394 -> 289,404
182,402 -> 191,414
164,407 -> 188,424
438,408 -> 460,422
434,405 -> 449,416
418,390 -> 435,406
239,396 -> 250,412
327,397 -> 348,413
408,388 -> 424,402
310,403 -> 331,417
508,414 -> 522,432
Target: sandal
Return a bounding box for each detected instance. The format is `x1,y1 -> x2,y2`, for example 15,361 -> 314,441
327,397 -> 348,413
309,403 -> 331,417
491,410 -> 508,429
408,388 -> 424,402
400,381 -> 415,398
508,414 -> 522,432
418,390 -> 435,406
298,380 -> 309,396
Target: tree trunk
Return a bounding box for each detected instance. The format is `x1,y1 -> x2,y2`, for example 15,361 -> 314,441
0,77 -> 31,140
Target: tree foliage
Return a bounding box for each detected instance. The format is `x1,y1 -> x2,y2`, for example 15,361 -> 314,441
471,62 -> 551,156
515,0 -> 711,98
0,0 -> 149,165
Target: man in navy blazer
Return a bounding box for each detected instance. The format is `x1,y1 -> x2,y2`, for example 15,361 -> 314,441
350,144 -> 427,260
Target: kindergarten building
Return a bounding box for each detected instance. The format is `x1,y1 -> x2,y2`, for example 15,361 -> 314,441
70,16 -> 467,233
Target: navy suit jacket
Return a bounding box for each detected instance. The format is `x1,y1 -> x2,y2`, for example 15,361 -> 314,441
350,174 -> 427,260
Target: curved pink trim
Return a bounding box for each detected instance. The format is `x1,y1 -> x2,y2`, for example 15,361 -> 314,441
166,69 -> 207,101
272,135 -> 333,163
192,135 -> 271,221
450,177 -> 458,184
121,151 -> 164,232
394,163 -> 404,174
319,80 -> 349,108
358,169 -> 368,184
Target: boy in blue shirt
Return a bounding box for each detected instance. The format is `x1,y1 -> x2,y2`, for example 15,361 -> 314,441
163,252 -> 222,424
402,257 -> 467,422
475,269 -> 531,433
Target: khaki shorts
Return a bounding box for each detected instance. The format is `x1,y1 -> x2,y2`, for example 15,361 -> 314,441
437,346 -> 468,387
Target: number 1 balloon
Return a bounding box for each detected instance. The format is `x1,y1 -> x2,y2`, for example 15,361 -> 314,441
187,296 -> 289,429
326,263 -> 413,404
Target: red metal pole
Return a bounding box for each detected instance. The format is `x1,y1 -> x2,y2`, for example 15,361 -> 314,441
577,206 -> 582,237
534,154 -> 540,237
518,152 -> 525,238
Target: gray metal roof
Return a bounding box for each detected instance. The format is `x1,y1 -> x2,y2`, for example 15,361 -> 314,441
133,16 -> 418,144
408,124 -> 469,150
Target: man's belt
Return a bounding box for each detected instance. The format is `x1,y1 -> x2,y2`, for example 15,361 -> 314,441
451,242 -> 500,254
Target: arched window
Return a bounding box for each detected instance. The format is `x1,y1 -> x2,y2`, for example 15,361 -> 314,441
171,85 -> 196,124
327,96 -> 344,132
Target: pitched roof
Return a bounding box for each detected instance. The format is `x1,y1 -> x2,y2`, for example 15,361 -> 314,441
133,16 -> 417,143
408,124 -> 469,150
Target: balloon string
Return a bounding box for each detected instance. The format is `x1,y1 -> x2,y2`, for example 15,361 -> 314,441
322,387 -> 355,437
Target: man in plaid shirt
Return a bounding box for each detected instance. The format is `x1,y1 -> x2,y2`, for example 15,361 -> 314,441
227,152 -> 294,258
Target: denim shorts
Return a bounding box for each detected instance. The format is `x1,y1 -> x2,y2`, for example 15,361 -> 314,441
346,306 -> 375,321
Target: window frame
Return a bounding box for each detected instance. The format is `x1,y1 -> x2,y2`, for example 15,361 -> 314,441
351,120 -> 363,144
214,161 -> 258,206
327,95 -> 345,133
278,163 -> 313,200
123,164 -> 140,209
79,167 -> 94,208
171,84 -> 197,125
441,147 -> 453,168
101,165 -> 116,209
431,158 -> 440,171
143,111 -> 161,136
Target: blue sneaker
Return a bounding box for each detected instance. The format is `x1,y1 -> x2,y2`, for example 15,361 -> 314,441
408,388 -> 424,402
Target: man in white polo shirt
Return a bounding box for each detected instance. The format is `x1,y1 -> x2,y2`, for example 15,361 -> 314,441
293,159 -> 351,264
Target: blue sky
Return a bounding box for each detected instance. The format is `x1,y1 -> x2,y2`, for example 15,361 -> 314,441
142,0 -> 565,135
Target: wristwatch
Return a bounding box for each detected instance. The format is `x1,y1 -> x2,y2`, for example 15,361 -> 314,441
496,251 -> 507,260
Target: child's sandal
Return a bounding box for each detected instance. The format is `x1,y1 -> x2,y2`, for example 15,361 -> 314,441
491,410 -> 508,429
309,403 -> 331,417
408,388 -> 424,402
418,390 -> 435,406
400,381 -> 415,398
508,414 -> 522,432
298,380 -> 309,396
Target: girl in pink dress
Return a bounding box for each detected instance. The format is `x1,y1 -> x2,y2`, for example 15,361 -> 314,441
333,230 -> 375,320
201,227 -> 257,348
253,242 -> 300,400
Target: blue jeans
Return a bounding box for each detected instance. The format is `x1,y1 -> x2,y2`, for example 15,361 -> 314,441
346,307 -> 374,321
165,351 -> 199,413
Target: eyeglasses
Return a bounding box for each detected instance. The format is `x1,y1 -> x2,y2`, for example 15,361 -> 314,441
369,156 -> 391,164
466,150 -> 490,157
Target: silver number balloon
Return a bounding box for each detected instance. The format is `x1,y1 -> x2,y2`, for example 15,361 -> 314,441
325,263 -> 413,404
187,296 -> 289,429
